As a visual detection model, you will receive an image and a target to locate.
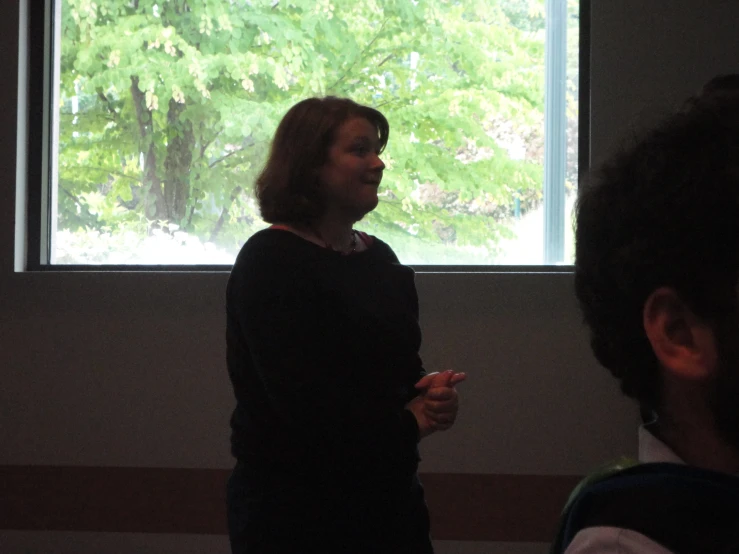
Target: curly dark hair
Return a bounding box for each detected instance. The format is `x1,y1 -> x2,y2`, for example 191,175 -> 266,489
255,97 -> 389,225
574,75 -> 739,412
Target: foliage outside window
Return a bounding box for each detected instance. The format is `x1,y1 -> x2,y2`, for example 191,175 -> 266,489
53,0 -> 580,265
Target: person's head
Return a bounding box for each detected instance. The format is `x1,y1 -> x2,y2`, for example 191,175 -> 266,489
255,96 -> 388,227
574,75 -> 739,447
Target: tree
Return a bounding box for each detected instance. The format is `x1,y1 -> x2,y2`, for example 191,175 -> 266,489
57,0 -> 573,264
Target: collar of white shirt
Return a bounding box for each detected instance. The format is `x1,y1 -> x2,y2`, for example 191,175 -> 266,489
637,426 -> 685,465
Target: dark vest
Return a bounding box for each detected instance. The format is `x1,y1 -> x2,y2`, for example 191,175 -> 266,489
550,462 -> 739,554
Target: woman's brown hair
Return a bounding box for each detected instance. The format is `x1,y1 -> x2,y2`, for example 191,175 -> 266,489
255,97 -> 389,225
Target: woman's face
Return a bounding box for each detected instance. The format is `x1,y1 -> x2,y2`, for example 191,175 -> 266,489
318,117 -> 386,223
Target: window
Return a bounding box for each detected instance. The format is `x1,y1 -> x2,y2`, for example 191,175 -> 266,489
27,0 -> 587,268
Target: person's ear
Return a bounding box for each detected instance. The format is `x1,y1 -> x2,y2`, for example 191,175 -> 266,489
643,287 -> 718,380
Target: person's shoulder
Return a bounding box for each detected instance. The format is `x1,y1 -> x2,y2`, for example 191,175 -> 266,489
565,527 -> 673,554
240,227 -> 287,253
235,228 -> 304,263
228,229 -> 314,303
365,234 -> 401,264
557,461 -> 739,554
230,228 -> 306,280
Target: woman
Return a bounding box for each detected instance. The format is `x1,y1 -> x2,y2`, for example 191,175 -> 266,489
226,96 -> 465,554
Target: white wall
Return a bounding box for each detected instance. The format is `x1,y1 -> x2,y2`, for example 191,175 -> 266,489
3,1 -> 739,552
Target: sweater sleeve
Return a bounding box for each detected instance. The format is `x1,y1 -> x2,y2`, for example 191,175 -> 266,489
376,238 -> 429,391
228,245 -> 421,474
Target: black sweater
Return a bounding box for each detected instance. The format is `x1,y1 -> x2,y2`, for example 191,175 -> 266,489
226,228 -> 426,495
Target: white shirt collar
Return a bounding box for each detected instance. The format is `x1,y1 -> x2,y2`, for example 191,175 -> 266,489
638,426 -> 685,464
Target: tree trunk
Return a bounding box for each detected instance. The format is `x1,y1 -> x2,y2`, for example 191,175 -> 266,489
164,98 -> 194,223
130,76 -> 166,221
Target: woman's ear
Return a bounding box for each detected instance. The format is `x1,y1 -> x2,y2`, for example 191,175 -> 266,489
643,287 -> 718,380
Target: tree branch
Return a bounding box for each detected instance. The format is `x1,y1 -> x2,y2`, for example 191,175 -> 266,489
75,166 -> 144,183
377,54 -> 393,67
59,185 -> 95,220
96,88 -> 119,117
375,98 -> 400,109
208,147 -> 245,169
185,188 -> 200,230
210,186 -> 243,242
199,129 -> 223,161
327,19 -> 389,92
130,76 -> 150,140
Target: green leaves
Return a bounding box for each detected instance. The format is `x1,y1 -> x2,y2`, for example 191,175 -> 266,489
56,0 -> 578,264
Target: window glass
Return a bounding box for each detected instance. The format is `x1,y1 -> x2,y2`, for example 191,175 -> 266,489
52,0 -> 580,265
